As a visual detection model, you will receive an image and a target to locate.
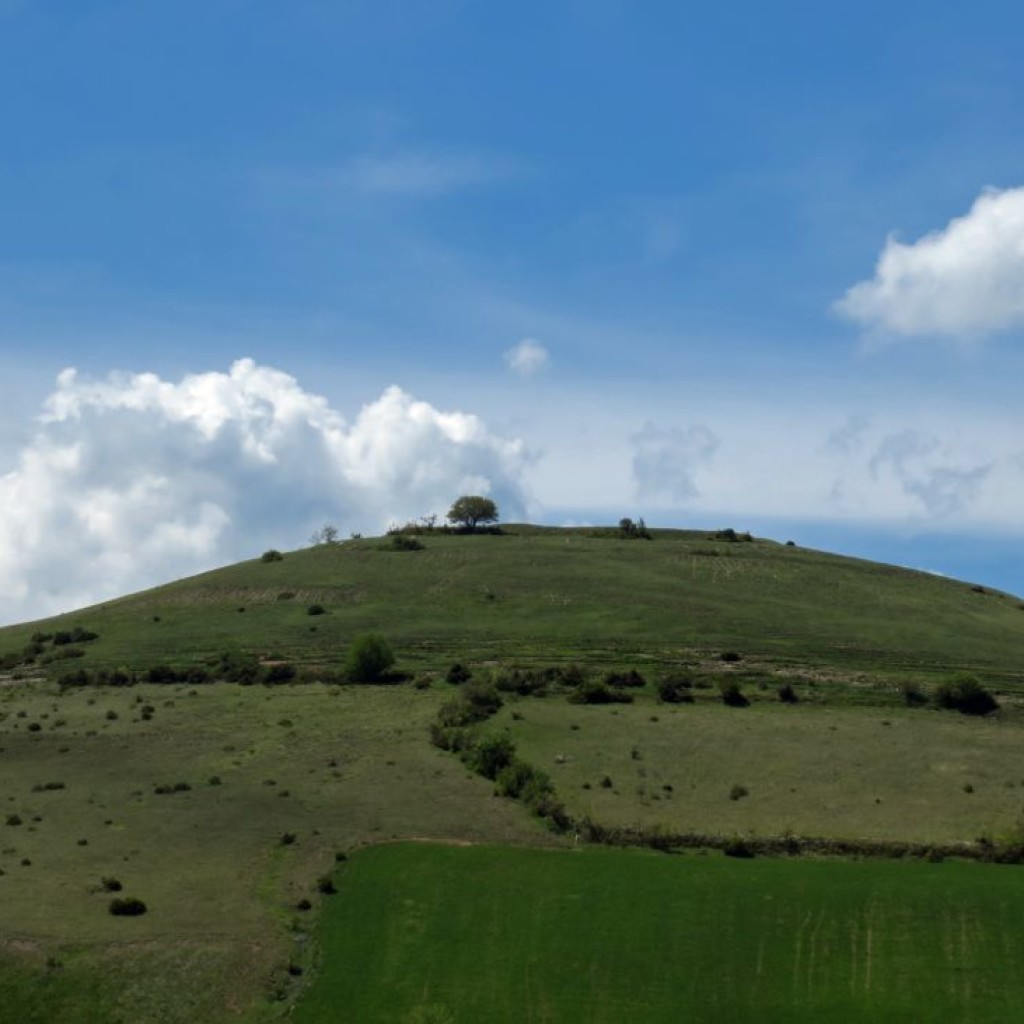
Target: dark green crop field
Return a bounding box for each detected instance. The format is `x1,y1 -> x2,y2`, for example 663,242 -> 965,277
297,842 -> 1024,1024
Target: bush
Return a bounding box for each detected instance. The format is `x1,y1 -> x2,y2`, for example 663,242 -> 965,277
461,682 -> 503,719
471,735 -> 516,780
109,897 -> 147,916
568,681 -> 633,705
605,669 -> 646,688
657,675 -> 694,704
345,635 -> 395,683
261,549 -> 284,562
719,681 -> 749,707
265,663 -> 297,684
777,683 -> 799,704
316,875 -> 337,895
446,663 -> 472,685
934,675 -> 998,716
723,839 -> 755,859
100,877 -> 122,892
388,533 -> 424,551
307,604 -> 326,616
729,784 -> 749,801
901,681 -> 928,707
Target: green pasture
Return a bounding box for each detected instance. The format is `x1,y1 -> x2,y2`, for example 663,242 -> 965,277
0,681 -> 548,1023
296,841 -> 1024,1023
496,699 -> 1024,843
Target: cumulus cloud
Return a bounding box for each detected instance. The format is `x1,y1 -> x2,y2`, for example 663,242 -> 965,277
837,186 -> 1024,339
631,423 -> 719,503
0,359 -> 528,624
503,338 -> 549,377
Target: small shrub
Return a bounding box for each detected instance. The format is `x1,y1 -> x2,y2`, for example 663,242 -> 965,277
109,897 -> 147,917
729,784 -> 749,801
657,675 -> 694,704
317,875 -> 337,895
605,669 -> 646,688
901,681 -> 928,707
296,898 -> 312,911
265,663 -> 297,684
723,839 -> 755,859
599,775 -> 613,789
307,604 -> 326,616
261,549 -> 284,562
446,663 -> 472,685
568,681 -> 633,705
777,683 -> 799,704
5,814 -> 22,827
101,877 -> 123,892
720,651 -> 742,663
934,674 -> 998,716
472,735 -> 517,780
389,533 -> 424,551
719,681 -> 749,707
345,635 -> 395,683
280,832 -> 297,846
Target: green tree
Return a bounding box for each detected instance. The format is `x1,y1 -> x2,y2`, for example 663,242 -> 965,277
447,495 -> 499,531
345,635 -> 395,682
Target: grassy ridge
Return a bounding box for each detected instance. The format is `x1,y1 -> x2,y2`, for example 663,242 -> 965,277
296,842 -> 1024,1024
2,527 -> 1024,685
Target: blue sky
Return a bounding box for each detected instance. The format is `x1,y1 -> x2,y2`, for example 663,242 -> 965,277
2,0 -> 1024,621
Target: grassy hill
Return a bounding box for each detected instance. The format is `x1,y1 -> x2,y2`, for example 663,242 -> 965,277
3,525 -> 1023,687
2,525 -> 1024,1022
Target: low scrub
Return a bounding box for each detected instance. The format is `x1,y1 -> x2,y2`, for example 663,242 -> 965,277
934,674 -> 998,716
568,680 -> 634,705
657,675 -> 694,704
108,897 -> 147,917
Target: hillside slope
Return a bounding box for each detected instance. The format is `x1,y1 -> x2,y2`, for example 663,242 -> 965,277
2,526 -> 1022,687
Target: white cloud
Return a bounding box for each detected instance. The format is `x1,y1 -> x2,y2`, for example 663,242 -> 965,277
503,338 -> 549,377
0,359 -> 528,624
837,186 -> 1024,339
631,422 -> 719,503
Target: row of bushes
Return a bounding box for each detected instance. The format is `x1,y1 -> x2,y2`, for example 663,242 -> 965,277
574,818 -> 1024,864
902,674 -> 999,715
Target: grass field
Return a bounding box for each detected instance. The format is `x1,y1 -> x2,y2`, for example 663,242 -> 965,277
295,841 -> 1024,1023
495,699 -> 1024,844
0,682 -> 549,1023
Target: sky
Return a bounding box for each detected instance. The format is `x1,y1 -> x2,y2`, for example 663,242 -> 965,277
3,0 -> 1024,623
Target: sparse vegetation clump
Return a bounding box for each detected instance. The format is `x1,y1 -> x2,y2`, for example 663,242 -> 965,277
618,517 -> 652,539
108,897 -> 147,917
261,549 -> 284,562
445,662 -> 471,685
657,675 -> 694,703
934,674 -> 998,716
719,681 -> 749,707
777,683 -> 799,704
568,680 -> 634,705
344,635 -> 396,683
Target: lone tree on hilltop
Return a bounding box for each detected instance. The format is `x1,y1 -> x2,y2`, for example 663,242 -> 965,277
447,495 -> 499,532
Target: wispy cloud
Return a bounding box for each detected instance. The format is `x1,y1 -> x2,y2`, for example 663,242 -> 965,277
837,185 -> 1024,341
631,422 -> 719,503
503,338 -> 549,377
336,150 -> 521,198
